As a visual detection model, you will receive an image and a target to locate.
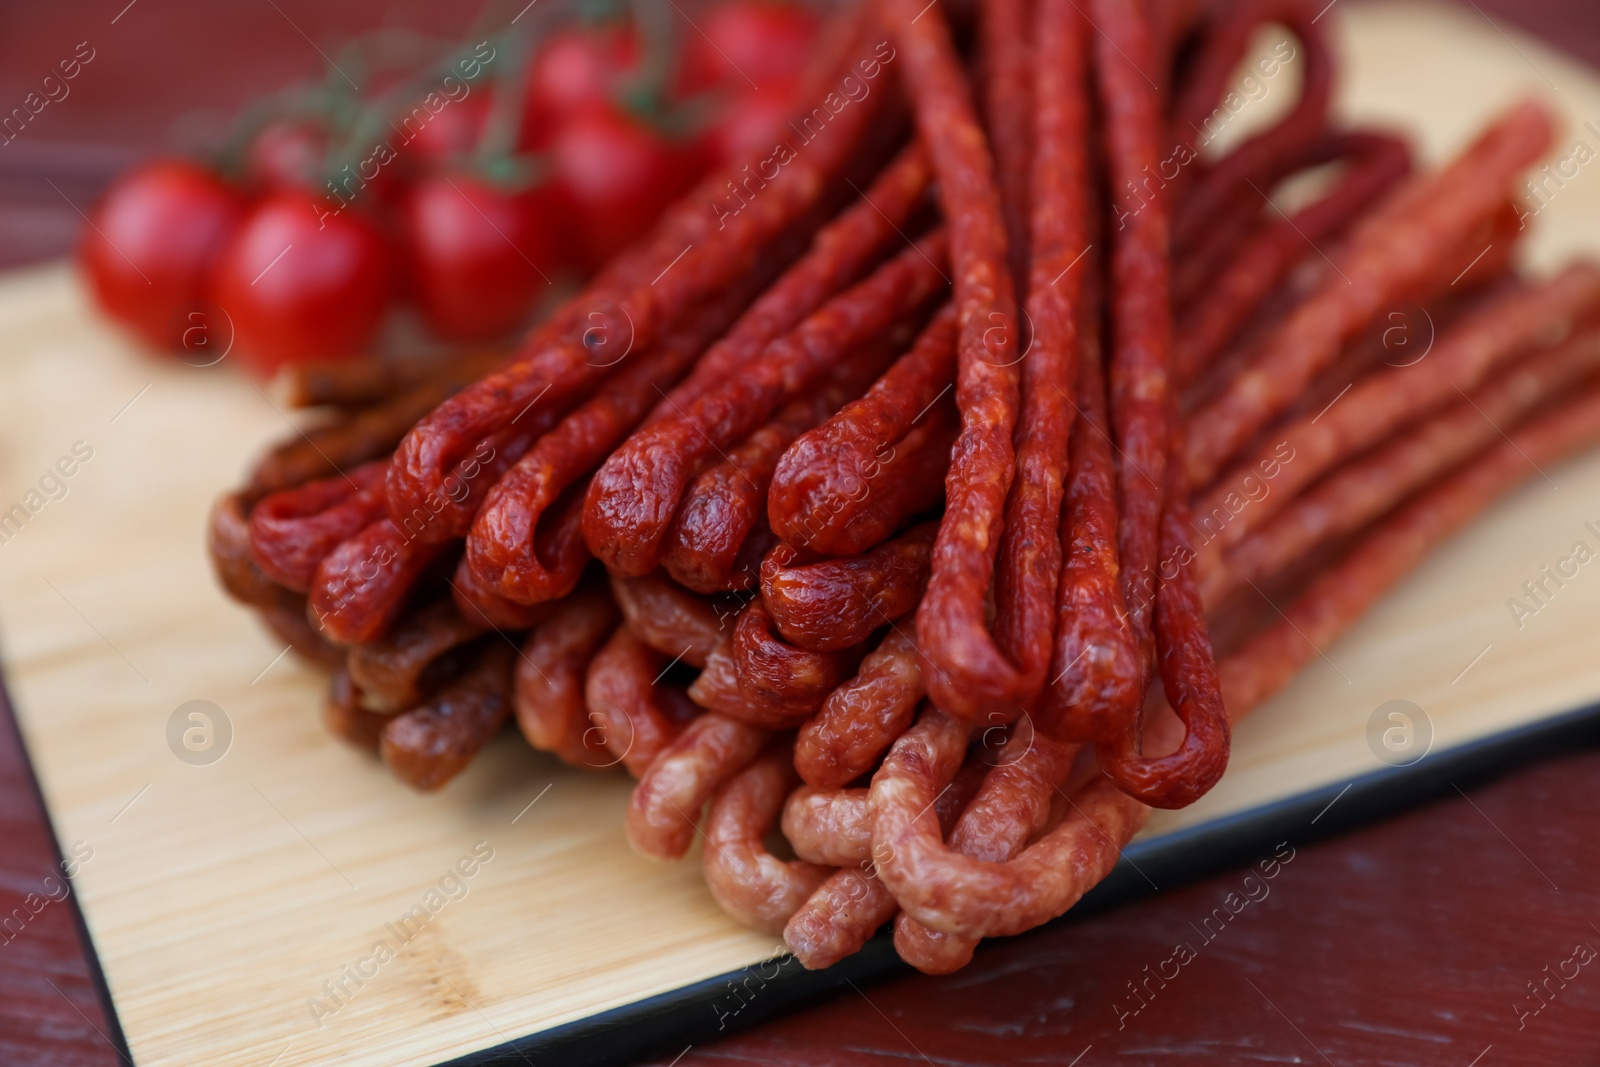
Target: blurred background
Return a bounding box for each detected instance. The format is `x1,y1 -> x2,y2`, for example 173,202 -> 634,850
1,0 -> 472,270
0,0 -> 1592,270
0,0 -> 828,279
4,0 -> 846,375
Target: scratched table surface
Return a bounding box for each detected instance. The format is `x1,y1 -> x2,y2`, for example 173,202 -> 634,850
4,1 -> 1600,1065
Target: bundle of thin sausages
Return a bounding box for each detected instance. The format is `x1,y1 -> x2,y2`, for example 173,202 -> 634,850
209,0 -> 1600,974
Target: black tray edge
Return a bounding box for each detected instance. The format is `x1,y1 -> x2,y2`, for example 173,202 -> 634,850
17,686 -> 1597,1067
439,698 -> 1600,1067
1,674 -> 136,1067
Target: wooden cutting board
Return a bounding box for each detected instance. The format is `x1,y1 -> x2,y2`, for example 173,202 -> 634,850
6,3 -> 1600,1065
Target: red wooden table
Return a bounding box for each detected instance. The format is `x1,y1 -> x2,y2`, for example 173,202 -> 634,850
4,2 -> 1600,1065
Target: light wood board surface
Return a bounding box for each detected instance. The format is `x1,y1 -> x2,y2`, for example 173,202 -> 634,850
3,3 -> 1599,1065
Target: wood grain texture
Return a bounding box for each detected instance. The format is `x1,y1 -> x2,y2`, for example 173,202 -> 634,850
0,262 -> 779,1067
0,690 -> 121,1067
4,3 -> 1600,1066
645,747 -> 1600,1067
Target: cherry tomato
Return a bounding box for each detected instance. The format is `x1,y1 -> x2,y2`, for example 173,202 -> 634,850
704,84 -> 796,166
677,2 -> 817,95
550,102 -> 702,271
402,90 -> 492,163
400,172 -> 561,341
244,119 -> 328,193
211,193 -> 392,374
78,159 -> 246,353
522,24 -> 639,148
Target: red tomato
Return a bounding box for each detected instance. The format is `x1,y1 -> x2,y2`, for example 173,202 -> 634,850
551,102 -> 702,272
705,84 -> 796,166
211,193 -> 392,374
78,159 -> 246,352
400,173 -> 561,341
244,119 -> 328,193
678,2 -> 817,95
402,90 -> 492,163
522,24 -> 639,148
